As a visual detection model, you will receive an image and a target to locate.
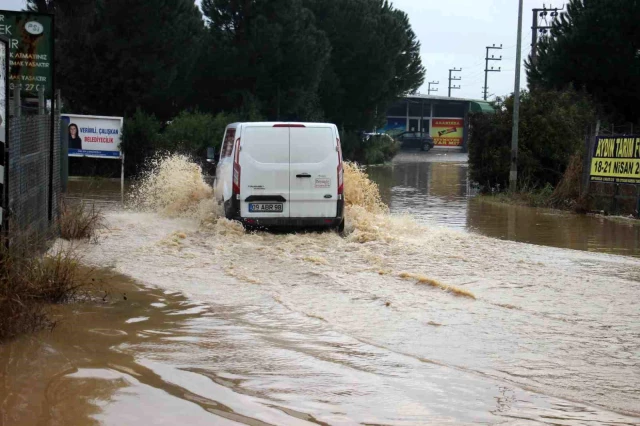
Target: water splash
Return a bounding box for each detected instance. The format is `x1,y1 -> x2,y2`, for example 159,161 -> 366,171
129,154 -> 216,220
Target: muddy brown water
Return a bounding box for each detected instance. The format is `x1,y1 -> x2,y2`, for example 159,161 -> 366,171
1,151 -> 639,425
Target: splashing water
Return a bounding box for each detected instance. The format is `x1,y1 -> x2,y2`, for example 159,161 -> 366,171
128,154 -> 415,241
129,154 -> 217,220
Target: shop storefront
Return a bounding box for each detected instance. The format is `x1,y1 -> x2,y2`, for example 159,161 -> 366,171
382,95 -> 494,150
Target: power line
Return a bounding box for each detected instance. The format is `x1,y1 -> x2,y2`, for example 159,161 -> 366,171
428,81 -> 440,95
531,4 -> 563,68
448,68 -> 462,97
483,44 -> 503,101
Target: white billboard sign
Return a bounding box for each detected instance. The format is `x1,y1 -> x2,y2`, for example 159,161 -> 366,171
62,114 -> 123,159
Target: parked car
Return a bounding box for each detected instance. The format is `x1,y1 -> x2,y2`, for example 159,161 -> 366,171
213,122 -> 345,232
395,131 -> 434,151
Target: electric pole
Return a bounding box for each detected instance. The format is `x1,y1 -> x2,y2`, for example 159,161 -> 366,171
531,4 -> 562,67
428,81 -> 439,95
448,68 -> 461,97
511,0 -> 524,193
483,44 -> 502,101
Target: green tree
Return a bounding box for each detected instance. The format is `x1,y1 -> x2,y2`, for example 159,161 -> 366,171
305,0 -> 425,131
527,0 -> 640,123
198,0 -> 330,120
29,0 -> 205,121
468,89 -> 595,191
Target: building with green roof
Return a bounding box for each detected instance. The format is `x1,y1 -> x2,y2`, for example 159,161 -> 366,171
382,94 -> 495,151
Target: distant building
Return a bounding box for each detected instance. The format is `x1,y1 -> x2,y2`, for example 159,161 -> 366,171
382,94 -> 494,151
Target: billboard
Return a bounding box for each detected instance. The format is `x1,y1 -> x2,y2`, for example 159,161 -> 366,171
590,136 -> 640,184
0,10 -> 53,97
62,114 -> 123,159
431,118 -> 464,146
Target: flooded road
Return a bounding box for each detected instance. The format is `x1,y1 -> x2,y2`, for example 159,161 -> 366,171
1,152 -> 639,425
369,151 -> 640,257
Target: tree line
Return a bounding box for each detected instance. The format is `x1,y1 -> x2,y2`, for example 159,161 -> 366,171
27,0 -> 424,173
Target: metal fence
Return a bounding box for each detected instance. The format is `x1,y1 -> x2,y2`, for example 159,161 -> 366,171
6,89 -> 60,239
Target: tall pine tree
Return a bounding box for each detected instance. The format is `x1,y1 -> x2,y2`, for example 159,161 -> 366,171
527,0 -> 640,123
306,0 -> 425,131
29,0 -> 205,120
198,0 -> 330,120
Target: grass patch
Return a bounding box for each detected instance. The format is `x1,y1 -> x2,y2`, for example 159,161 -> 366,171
59,198 -> 105,241
479,184 -> 555,209
0,240 -> 88,341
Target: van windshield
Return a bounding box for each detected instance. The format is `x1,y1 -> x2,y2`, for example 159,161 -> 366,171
290,127 -> 334,164
242,126 -> 290,164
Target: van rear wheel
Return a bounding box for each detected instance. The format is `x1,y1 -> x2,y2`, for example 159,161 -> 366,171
336,219 -> 345,234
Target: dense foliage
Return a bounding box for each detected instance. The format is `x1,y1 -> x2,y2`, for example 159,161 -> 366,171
468,89 -> 595,191
526,0 -> 640,123
27,0 -> 422,172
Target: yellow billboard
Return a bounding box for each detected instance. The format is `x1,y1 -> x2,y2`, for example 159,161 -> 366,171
590,136 -> 640,184
431,119 -> 464,146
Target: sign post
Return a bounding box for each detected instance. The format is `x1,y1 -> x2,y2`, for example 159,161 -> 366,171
0,36 -> 8,237
61,114 -> 125,204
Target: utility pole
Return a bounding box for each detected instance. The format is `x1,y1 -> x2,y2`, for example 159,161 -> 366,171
428,81 -> 439,95
531,4 -> 562,67
483,44 -> 502,101
511,0 -> 524,193
448,68 -> 461,97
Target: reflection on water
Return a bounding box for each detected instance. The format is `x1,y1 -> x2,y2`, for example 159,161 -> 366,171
367,153 -> 640,257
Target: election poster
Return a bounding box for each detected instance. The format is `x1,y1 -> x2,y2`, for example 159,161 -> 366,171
590,136 -> 640,184
431,118 -> 464,146
62,114 -> 123,159
0,10 -> 53,97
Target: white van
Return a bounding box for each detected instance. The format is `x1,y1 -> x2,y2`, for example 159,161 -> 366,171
213,122 -> 345,232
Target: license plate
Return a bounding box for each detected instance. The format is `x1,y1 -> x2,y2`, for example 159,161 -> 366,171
249,203 -> 283,213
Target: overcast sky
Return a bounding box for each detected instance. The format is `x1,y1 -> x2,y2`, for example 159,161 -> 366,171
3,0 -> 563,100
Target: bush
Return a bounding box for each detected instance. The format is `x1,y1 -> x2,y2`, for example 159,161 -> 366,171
59,199 -> 105,241
469,88 -> 596,192
0,240 -> 85,341
163,110 -> 234,159
341,131 -> 400,165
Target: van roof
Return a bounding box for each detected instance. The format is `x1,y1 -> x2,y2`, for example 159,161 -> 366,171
226,122 -> 337,128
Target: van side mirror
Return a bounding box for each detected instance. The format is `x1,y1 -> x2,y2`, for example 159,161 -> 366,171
206,147 -> 216,164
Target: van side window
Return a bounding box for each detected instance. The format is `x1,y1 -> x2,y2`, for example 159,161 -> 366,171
221,128 -> 236,158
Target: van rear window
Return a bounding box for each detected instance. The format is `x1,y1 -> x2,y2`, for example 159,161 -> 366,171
290,127 -> 334,164
242,127 -> 290,164
221,128 -> 236,158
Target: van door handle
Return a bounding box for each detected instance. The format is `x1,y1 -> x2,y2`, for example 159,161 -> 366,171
296,173 -> 311,178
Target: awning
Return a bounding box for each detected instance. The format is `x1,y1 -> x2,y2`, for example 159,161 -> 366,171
469,100 -> 495,114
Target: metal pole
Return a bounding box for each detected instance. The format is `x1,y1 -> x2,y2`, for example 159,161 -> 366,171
121,152 -> 125,206
38,85 -> 45,115
484,47 -> 489,101
59,90 -> 68,193
510,0 -> 524,193
531,8 -> 538,68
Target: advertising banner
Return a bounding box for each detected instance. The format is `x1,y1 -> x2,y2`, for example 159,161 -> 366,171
0,10 -> 53,97
590,136 -> 640,184
431,118 -> 464,146
62,114 -> 123,159
380,117 -> 407,133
